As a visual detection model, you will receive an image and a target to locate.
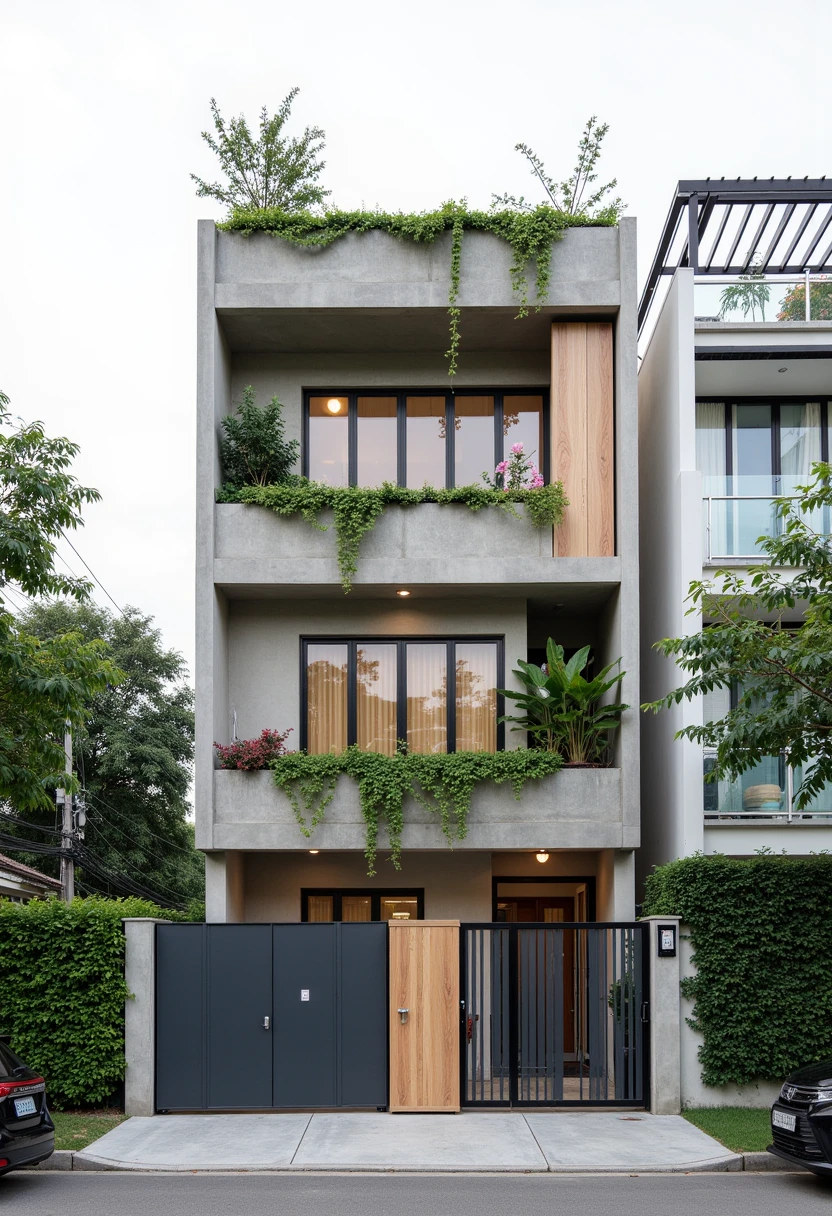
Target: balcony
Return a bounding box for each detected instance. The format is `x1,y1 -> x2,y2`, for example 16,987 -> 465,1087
702,479 -> 829,563
694,274 -> 831,325
211,766 -> 633,851
703,749 -> 832,821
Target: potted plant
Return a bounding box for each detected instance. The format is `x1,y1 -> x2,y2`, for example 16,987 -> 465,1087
498,638 -> 627,764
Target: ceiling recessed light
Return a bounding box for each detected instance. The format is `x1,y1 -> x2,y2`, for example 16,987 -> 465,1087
536,849 -> 550,864
309,849 -> 319,855
326,398 -> 344,414
778,367 -> 788,373
396,589 -> 410,597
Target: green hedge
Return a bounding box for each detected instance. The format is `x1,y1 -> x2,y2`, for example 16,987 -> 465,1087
643,854 -> 832,1086
0,896 -> 185,1108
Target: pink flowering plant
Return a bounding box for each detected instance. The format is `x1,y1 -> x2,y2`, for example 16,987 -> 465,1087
484,442 -> 545,491
215,728 -> 293,770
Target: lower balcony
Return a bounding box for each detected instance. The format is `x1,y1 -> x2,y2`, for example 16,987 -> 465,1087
211,766 -> 631,851
703,749 -> 832,821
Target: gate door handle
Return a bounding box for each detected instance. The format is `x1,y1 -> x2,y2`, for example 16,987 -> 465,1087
263,1016 -> 270,1030
398,1008 -> 409,1025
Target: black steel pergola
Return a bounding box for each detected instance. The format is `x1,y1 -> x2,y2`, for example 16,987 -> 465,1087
638,178 -> 832,333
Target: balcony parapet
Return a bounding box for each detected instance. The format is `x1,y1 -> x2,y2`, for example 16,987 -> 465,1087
210,766 -> 630,851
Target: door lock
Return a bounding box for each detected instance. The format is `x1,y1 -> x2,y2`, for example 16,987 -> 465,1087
397,1008 -> 409,1025
263,1016 -> 270,1030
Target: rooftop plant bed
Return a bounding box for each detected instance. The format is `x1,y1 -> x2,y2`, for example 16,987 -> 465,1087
218,202 -> 618,375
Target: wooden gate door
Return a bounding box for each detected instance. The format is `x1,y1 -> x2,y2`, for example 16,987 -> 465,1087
389,921 -> 460,1113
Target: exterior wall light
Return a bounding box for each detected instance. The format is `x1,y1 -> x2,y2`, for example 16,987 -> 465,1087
326,398 -> 343,413
309,849 -> 319,855
396,589 -> 410,597
536,850 -> 549,864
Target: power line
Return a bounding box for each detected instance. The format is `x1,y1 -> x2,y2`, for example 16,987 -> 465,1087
83,817 -> 191,903
60,532 -> 124,616
85,790 -> 198,858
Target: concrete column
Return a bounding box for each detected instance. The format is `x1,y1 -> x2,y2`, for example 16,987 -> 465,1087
641,915 -> 681,1115
205,850 -> 245,923
123,918 -> 167,1117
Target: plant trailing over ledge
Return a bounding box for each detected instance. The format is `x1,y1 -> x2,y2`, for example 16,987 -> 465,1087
268,747 -> 563,875
218,202 -> 615,376
214,728 -> 293,770
499,638 -> 627,762
218,479 -> 567,592
220,386 -> 299,489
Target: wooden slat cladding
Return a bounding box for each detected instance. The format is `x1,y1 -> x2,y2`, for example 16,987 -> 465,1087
389,921 -> 460,1113
551,322 -> 614,557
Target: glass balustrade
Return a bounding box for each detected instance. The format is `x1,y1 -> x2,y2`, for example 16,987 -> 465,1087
693,276 -> 832,323
704,750 -> 832,818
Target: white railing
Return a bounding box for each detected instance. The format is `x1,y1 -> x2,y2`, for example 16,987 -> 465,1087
703,494 -> 797,563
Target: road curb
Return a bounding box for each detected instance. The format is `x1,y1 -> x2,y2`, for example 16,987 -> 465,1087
31,1150 -> 74,1171
742,1151 -> 796,1171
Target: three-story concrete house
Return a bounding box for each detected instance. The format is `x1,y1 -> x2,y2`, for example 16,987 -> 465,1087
195,216 -> 640,926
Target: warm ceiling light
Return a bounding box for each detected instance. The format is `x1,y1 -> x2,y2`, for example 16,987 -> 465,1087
396,589 -> 410,597
326,398 -> 343,414
536,849 -> 550,864
309,849 -> 319,855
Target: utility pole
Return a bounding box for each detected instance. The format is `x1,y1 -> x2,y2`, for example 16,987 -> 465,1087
59,724 -> 74,903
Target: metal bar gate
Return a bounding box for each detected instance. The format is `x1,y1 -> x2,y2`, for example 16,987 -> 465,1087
460,923 -> 649,1107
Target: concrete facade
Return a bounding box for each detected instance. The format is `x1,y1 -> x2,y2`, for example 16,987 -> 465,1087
638,267 -> 832,888
196,219 -> 641,924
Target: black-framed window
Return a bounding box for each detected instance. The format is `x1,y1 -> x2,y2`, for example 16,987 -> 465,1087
301,889 -> 425,922
302,637 -> 504,755
695,398 -> 831,485
303,389 -> 549,488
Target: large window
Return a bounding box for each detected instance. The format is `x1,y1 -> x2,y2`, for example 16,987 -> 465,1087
302,637 -> 503,754
304,390 -> 547,488
302,889 -> 424,922
696,398 -> 830,558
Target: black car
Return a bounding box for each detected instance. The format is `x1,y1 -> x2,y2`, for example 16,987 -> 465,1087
769,1060 -> 832,1176
0,1037 -> 54,1176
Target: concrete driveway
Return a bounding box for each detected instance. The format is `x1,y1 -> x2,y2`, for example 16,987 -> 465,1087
74,1111 -> 740,1173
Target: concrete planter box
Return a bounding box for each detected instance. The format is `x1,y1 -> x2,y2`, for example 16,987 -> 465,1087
214,503 -> 620,590
211,766 -> 625,851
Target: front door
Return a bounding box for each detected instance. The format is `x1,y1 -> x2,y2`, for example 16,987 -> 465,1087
207,925 -> 273,1108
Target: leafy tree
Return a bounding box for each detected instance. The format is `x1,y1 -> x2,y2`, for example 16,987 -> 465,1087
191,90 -> 329,213
643,464 -> 832,807
0,395 -> 118,808
220,385 -> 299,489
718,267 -> 771,321
777,277 -> 832,321
494,116 -> 623,221
15,600 -> 202,907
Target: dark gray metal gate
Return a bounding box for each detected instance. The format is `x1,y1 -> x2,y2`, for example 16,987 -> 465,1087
461,922 -> 649,1107
155,922 -> 387,1111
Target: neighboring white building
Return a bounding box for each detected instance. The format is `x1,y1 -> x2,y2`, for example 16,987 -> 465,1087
638,179 -> 832,885
0,851 -> 62,903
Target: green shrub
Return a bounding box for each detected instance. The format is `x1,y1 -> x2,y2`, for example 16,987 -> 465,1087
220,385 -> 299,489
0,896 -> 186,1107
643,854 -> 832,1086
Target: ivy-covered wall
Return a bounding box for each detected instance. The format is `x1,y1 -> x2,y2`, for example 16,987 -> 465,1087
0,897 -> 185,1108
643,854 -> 832,1087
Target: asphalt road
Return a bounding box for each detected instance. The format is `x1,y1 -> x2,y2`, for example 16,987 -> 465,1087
1,1170 -> 831,1216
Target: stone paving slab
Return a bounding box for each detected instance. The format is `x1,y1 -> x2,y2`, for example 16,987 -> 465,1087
75,1114 -> 311,1171
291,1112 -> 548,1172
525,1112 -> 741,1172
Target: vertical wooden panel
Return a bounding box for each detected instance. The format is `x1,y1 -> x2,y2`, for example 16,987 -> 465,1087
389,921 -> 460,1113
552,323 -> 588,556
586,323 -> 614,557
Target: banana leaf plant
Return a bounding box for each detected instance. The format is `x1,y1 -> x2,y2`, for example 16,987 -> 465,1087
498,638 -> 628,763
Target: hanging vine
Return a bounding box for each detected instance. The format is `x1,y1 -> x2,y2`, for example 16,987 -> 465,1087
269,747 -> 563,875
218,202 -> 616,375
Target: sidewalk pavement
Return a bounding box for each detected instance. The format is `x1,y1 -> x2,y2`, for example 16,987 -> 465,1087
70,1111 -> 750,1173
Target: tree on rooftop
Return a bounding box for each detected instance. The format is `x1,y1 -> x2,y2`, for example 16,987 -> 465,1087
191,90 -> 329,213
493,116 -> 623,221
642,464 -> 832,808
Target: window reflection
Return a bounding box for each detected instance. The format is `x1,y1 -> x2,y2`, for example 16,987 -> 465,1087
356,644 -> 397,755
503,395 -> 543,467
309,397 -> 348,486
307,643 -> 348,754
455,643 -> 498,752
406,643 -> 447,754
357,397 -> 397,486
454,396 -> 495,487
406,397 -> 446,487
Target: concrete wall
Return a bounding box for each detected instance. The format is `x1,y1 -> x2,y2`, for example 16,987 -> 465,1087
637,270 -> 704,891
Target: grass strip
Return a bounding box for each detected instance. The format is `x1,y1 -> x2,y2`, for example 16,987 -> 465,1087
683,1106 -> 772,1152
50,1109 -> 127,1151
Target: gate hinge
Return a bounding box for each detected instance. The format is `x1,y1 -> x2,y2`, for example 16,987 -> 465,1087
640,1002 -> 650,1023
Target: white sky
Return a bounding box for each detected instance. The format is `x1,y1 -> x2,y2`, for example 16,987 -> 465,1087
1,0 -> 829,682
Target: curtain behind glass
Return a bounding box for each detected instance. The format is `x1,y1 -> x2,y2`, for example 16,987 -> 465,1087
356,644 -> 397,755
503,395 -> 544,472
357,397 -> 397,486
307,644 -> 348,754
455,643 -> 497,752
781,403 -> 824,534
696,402 -> 728,558
406,644 -> 447,753
406,397 -> 446,487
307,895 -> 334,922
454,397 -> 495,487
308,397 -> 349,486
341,896 -> 372,922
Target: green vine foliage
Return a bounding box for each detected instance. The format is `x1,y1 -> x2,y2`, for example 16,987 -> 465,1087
270,748 -> 563,875
643,854 -> 832,1087
218,203 -> 616,376
0,896 -> 189,1107
220,480 -> 567,592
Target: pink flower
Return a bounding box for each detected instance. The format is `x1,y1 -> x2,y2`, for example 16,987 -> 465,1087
495,460 -> 508,474
511,443 -> 524,455
530,474 -> 545,488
